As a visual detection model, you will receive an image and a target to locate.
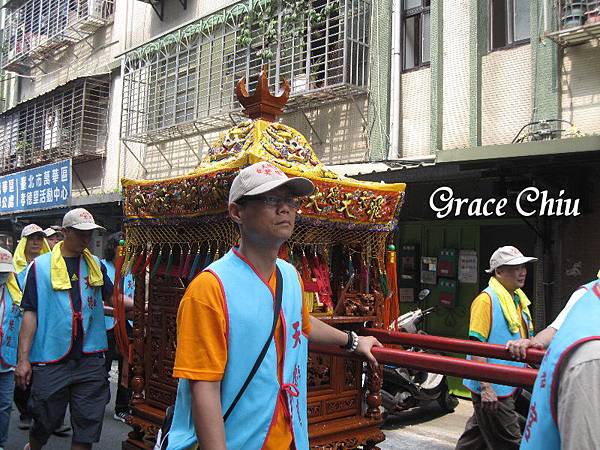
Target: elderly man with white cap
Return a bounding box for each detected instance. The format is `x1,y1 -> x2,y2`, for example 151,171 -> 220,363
0,247 -> 23,450
456,245 -> 538,450
15,208 -> 113,450
165,162 -> 382,450
43,226 -> 63,250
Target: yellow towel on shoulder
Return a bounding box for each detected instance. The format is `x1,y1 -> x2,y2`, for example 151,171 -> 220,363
13,237 -> 50,274
488,276 -> 534,335
6,272 -> 22,305
51,241 -> 103,290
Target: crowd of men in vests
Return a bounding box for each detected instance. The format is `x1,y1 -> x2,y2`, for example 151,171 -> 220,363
0,165 -> 597,450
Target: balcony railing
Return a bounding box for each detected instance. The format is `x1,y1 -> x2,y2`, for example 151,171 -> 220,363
0,75 -> 110,174
121,0 -> 371,144
546,1 -> 600,46
0,0 -> 115,74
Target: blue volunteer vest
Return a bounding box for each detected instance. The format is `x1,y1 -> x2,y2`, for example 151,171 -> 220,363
167,249 -> 309,450
0,284 -> 22,367
464,286 -> 531,397
521,281 -> 600,450
29,252 -> 108,363
15,263 -> 30,290
101,259 -> 134,331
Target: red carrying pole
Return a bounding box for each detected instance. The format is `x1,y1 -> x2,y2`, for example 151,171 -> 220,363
363,328 -> 545,365
310,345 -> 538,388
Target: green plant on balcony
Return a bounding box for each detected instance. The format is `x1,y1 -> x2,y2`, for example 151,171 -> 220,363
237,0 -> 339,61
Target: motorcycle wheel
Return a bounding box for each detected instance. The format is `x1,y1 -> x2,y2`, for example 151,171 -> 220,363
437,383 -> 459,413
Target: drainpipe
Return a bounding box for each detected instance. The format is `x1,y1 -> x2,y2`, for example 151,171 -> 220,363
388,0 -> 402,160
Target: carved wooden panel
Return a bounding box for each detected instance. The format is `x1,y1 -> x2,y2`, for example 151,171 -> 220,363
308,353 -> 332,390
144,274 -> 185,410
325,397 -> 357,415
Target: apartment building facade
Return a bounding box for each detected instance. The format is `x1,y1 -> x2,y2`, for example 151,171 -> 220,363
352,1 -> 600,378
0,0 -> 394,251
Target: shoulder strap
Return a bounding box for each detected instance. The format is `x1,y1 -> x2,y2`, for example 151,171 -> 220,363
223,266 -> 283,422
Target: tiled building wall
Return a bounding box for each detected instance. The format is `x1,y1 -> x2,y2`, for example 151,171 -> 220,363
481,45 -> 533,146
401,69 -> 431,158
441,0 -> 470,151
561,41 -> 600,136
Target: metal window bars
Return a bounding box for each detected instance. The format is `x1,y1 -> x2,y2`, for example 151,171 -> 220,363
0,75 -> 110,174
121,0 -> 371,144
0,0 -> 115,74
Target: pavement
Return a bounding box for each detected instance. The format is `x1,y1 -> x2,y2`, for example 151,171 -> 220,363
5,363 -> 130,450
379,398 -> 471,449
5,363 -> 471,449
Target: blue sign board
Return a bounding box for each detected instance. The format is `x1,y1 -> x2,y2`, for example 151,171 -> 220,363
0,159 -> 72,214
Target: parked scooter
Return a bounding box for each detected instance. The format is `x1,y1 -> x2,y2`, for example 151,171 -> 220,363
381,289 -> 459,416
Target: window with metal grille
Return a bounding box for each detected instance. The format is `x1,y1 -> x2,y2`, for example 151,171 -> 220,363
402,0 -> 430,72
0,75 -> 110,174
490,0 -> 530,50
0,0 -> 115,74
121,0 -> 371,144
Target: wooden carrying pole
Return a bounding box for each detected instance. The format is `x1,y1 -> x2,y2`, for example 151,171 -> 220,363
310,344 -> 538,388
362,328 -> 545,365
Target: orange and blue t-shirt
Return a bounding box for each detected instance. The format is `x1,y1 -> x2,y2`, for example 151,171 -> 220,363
173,270 -> 312,450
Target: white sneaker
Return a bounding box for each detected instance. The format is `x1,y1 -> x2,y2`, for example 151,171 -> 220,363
113,411 -> 131,423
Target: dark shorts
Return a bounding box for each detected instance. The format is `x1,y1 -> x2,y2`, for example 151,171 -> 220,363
29,356 -> 110,445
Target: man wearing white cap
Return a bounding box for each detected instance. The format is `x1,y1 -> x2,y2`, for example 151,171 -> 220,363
166,162 -> 382,450
0,247 -> 23,450
15,208 -> 113,450
12,224 -> 50,430
456,246 -> 538,450
43,227 -> 63,250
13,225 -> 50,288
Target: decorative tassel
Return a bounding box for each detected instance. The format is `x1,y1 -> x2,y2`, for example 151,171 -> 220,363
122,247 -> 133,276
202,245 -> 213,269
151,248 -> 163,278
164,247 -> 174,276
132,249 -> 145,275
142,248 -> 154,273
188,248 -> 202,281
180,247 -> 192,278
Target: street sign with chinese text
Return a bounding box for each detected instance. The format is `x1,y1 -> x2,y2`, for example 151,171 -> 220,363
0,160 -> 71,214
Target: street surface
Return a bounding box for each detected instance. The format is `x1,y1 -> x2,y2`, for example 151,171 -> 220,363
6,364 -> 470,449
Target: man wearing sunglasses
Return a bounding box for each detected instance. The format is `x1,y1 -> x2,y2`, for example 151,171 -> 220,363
167,161 -> 382,450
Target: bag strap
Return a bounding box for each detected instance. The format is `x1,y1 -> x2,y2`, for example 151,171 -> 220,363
223,266 -> 283,422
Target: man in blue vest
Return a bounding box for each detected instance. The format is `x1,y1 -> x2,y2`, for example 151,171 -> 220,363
167,162 -> 383,450
0,246 -> 23,450
456,245 -> 537,450
15,208 -> 114,450
520,280 -> 600,450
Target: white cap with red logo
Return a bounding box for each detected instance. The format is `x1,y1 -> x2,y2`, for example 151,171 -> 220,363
21,224 -> 45,238
62,208 -> 105,231
485,246 -> 538,273
228,162 -> 314,204
0,247 -> 15,273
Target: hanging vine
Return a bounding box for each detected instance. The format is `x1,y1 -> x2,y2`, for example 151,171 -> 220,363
237,0 -> 340,62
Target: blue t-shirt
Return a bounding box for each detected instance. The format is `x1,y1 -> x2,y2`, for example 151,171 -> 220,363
21,256 -> 113,360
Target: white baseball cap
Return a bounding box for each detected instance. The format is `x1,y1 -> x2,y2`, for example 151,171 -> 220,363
21,224 -> 45,238
228,161 -> 314,204
62,208 -> 105,231
44,226 -> 63,237
0,247 -> 15,273
485,246 -> 538,274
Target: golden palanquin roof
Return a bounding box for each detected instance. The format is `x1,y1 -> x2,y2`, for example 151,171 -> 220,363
122,70 -> 405,232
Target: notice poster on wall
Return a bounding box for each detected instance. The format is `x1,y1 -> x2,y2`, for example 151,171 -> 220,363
459,250 -> 478,284
420,256 -> 438,285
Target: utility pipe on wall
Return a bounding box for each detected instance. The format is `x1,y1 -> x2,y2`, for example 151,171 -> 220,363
388,0 -> 402,159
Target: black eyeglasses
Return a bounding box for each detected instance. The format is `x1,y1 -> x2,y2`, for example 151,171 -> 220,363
237,195 -> 301,209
